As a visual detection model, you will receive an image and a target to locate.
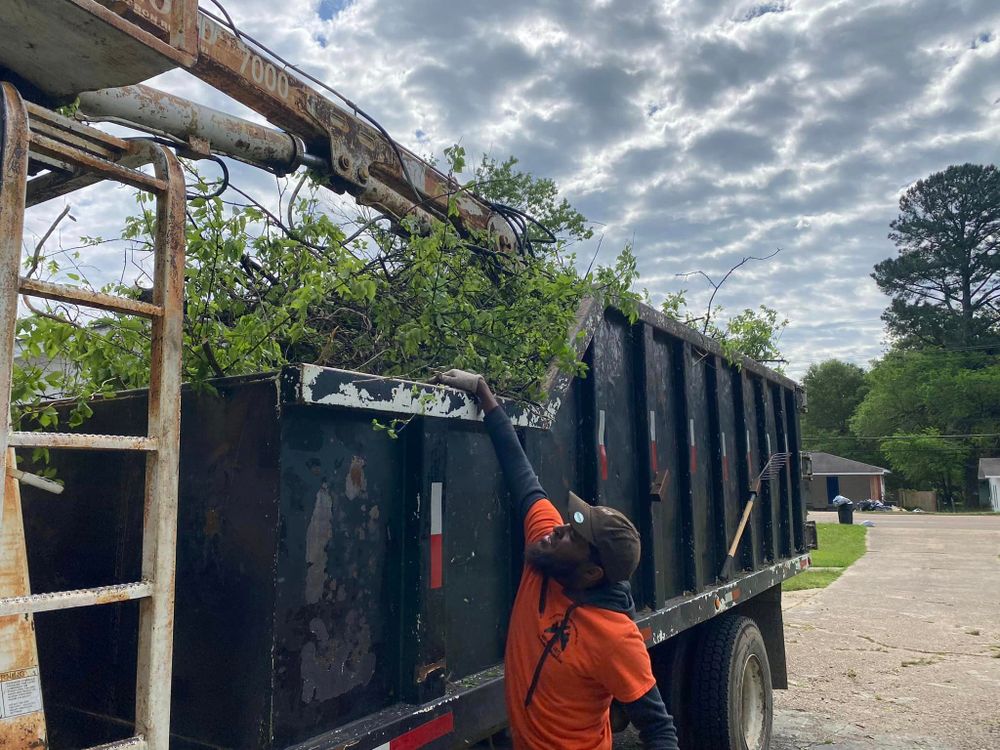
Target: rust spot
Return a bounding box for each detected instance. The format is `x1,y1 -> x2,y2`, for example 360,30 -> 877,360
346,456 -> 366,500
203,507 -> 221,537
415,659 -> 446,683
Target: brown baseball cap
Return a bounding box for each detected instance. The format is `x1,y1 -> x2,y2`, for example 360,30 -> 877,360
567,491 -> 641,582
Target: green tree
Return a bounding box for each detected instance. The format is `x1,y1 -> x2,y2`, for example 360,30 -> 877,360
851,349 -> 1000,507
878,430 -> 969,509
471,153 -> 593,246
716,305 -> 788,364
12,155 -> 640,438
799,359 -> 873,461
874,163 -> 1000,348
659,292 -> 788,367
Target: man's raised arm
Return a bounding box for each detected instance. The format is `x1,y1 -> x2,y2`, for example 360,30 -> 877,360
432,370 -> 546,523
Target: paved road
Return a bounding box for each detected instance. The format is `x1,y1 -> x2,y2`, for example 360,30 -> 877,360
617,512 -> 1000,750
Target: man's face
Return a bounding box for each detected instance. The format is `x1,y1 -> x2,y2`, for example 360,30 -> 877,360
525,523 -> 594,578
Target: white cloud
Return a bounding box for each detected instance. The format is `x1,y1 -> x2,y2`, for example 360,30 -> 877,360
17,0 -> 1000,380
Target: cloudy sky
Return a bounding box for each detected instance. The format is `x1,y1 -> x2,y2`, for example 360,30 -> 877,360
22,0 -> 1000,377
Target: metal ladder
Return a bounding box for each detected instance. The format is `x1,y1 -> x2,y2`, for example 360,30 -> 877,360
0,82 -> 185,750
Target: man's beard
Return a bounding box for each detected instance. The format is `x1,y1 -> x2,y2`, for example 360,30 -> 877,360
525,541 -> 578,578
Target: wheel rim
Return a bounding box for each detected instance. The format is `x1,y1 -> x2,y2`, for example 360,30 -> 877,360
740,653 -> 767,749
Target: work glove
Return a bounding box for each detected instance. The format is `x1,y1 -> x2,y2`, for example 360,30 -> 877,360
432,369 -> 485,394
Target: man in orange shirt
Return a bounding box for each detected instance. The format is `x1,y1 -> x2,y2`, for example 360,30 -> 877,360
435,370 -> 678,750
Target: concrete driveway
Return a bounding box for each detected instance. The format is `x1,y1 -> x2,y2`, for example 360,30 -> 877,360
617,512 -> 1000,750
772,512 -> 1000,750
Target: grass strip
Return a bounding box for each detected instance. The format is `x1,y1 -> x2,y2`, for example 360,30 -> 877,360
783,523 -> 867,592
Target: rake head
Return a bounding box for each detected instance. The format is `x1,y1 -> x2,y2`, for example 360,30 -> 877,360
752,452 -> 791,492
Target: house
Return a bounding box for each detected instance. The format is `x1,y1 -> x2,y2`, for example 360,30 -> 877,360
978,458 -> 1000,513
804,452 -> 891,510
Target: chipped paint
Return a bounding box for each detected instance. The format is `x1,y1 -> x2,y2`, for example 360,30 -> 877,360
298,452 -> 384,706
297,364 -> 560,428
304,483 -> 333,606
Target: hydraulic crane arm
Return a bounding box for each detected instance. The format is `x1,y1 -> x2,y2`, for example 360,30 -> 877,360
0,0 -> 517,248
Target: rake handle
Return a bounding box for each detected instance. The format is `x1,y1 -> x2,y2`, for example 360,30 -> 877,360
726,491 -> 757,559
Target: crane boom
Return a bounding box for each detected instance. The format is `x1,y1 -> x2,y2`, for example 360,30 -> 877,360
0,0 -> 516,248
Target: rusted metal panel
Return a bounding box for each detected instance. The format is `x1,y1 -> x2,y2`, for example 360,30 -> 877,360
0,451 -> 47,749
590,310 -> 649,601
638,325 -> 687,606
682,344 -> 719,591
441,427 -> 511,680
0,0 -> 188,105
711,362 -> 743,570
772,383 -> 793,559
271,405 -> 405,746
785,388 -> 806,553
739,372 -> 766,569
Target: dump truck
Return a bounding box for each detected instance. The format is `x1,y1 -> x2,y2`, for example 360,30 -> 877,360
0,3 -> 811,749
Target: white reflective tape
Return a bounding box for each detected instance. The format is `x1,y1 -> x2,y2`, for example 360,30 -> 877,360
689,418 -> 695,447
746,428 -> 751,452
784,434 -> 789,453
721,431 -> 727,457
430,482 -> 443,536
649,411 -> 656,442
766,433 -> 772,454
374,744 -> 390,750
598,410 -> 606,446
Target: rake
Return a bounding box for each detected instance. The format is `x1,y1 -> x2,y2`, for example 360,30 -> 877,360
719,452 -> 791,581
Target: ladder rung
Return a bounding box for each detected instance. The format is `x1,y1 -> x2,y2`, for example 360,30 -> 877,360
26,101 -> 131,153
83,736 -> 147,750
28,133 -> 168,194
19,277 -> 163,318
0,581 -> 153,616
9,432 -> 158,452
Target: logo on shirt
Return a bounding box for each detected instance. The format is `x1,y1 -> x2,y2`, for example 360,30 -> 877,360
539,612 -> 577,660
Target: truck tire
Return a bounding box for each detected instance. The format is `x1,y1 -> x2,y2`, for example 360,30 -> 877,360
690,614 -> 773,750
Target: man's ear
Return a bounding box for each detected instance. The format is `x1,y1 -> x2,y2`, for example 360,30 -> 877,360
581,563 -> 605,587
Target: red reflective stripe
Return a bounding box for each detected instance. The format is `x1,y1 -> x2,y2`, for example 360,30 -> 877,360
599,445 -> 608,481
429,535 -> 443,589
722,455 -> 729,483
392,713 -> 454,750
650,441 -> 658,473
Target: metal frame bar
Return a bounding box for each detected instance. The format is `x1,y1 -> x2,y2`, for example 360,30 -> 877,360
132,135 -> 185,750
8,432 -> 158,451
18,277 -> 163,318
0,82 -> 185,750
0,581 -> 153,617
0,84 -> 30,510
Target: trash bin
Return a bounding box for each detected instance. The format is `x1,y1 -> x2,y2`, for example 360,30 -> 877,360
837,501 -> 854,525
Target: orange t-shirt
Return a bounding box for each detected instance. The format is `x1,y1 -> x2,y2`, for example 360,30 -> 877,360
504,500 -> 655,750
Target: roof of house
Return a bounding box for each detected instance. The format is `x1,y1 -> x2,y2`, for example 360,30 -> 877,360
978,457 -> 1000,480
807,451 -> 890,476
